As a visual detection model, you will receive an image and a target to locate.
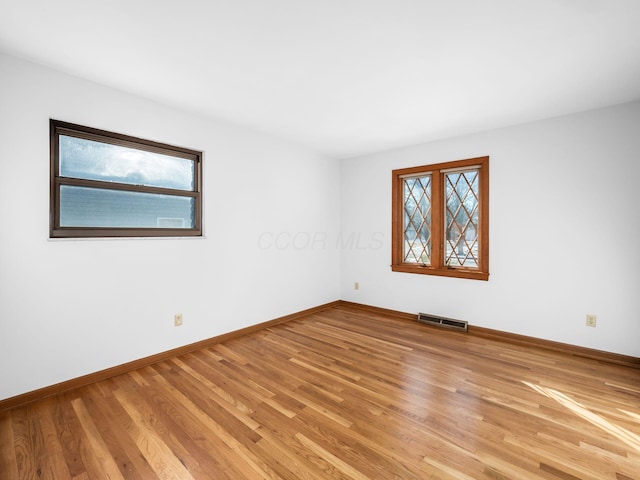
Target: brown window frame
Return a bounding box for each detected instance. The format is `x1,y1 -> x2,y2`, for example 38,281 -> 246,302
50,119 -> 203,238
391,156 -> 489,281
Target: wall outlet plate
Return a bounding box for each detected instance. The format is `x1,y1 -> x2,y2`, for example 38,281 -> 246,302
174,314 -> 183,327
586,314 -> 596,327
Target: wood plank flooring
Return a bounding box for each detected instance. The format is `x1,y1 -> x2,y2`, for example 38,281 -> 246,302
1,304 -> 639,479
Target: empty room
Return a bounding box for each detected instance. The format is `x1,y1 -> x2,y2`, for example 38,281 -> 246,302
1,1 -> 639,479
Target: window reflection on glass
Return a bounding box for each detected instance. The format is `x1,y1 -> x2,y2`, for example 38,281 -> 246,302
403,175 -> 432,264
59,135 -> 195,191
445,170 -> 479,268
59,186 -> 195,228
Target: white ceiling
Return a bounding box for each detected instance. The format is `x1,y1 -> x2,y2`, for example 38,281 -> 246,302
1,0 -> 640,159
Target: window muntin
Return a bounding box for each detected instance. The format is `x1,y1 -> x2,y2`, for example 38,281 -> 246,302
392,157 -> 489,280
444,169 -> 480,268
50,120 -> 202,238
403,174 -> 432,264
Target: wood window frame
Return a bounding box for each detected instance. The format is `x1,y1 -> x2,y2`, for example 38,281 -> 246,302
392,156 -> 489,281
50,119 -> 203,238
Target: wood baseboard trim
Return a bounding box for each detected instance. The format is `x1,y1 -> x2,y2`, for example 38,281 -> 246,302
4,299 -> 636,412
0,300 -> 341,412
467,326 -> 640,368
338,300 -> 416,322
338,300 -> 640,369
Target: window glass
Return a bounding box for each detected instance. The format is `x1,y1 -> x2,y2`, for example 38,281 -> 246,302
59,186 -> 195,228
403,175 -> 432,264
445,170 -> 479,268
59,135 -> 195,191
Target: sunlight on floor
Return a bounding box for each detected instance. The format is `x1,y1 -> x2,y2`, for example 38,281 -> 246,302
523,381 -> 640,454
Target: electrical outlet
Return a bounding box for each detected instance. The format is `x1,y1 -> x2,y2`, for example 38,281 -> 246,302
354,282 -> 359,290
174,313 -> 183,327
586,314 -> 596,327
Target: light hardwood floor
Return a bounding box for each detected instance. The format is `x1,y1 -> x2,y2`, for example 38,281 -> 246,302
1,304 -> 639,479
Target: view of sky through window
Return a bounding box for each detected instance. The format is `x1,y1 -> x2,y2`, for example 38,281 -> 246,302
59,135 -> 194,191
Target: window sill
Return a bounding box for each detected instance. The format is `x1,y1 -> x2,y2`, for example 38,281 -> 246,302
391,263 -> 489,281
47,235 -> 207,242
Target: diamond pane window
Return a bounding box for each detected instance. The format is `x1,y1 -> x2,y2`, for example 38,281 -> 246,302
392,157 -> 489,281
403,175 -> 432,264
445,170 -> 479,268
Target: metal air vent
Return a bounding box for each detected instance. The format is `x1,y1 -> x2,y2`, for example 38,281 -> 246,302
417,313 -> 468,332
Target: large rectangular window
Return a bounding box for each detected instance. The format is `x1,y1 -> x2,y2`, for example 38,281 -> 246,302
50,120 -> 202,238
392,156 -> 489,280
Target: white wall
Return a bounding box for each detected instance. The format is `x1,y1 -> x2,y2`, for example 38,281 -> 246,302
0,53 -> 341,401
341,101 -> 640,357
1,52 -> 638,402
